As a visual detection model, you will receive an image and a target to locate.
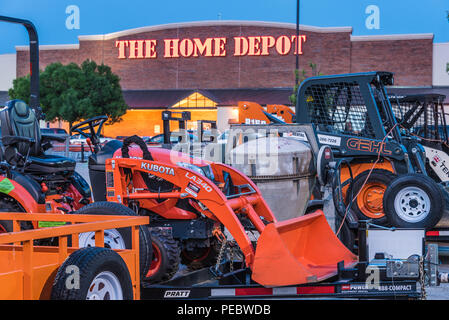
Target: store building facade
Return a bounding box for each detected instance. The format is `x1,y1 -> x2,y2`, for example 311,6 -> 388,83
13,20 -> 445,136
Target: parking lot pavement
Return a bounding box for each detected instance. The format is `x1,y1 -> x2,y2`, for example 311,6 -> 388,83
76,162 -> 90,185
74,161 -> 449,300
426,259 -> 449,300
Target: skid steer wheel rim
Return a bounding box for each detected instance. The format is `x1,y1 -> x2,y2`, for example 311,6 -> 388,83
356,182 -> 386,219
147,243 -> 162,277
86,271 -> 123,300
78,229 -> 126,249
393,186 -> 431,223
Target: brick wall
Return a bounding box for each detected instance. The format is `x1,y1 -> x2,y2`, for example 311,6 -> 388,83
16,22 -> 433,89
350,38 -> 433,86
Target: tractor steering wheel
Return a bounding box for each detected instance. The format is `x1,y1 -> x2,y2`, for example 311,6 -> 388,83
70,116 -> 108,149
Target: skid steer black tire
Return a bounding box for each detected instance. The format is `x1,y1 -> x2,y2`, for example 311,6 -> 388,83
73,201 -> 152,279
145,227 -> 181,283
51,247 -> 133,300
383,174 -> 444,229
346,169 -> 396,226
181,238 -> 221,271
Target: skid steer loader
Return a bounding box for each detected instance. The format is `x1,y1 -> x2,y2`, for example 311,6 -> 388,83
295,71 -> 446,229
389,94 -> 449,183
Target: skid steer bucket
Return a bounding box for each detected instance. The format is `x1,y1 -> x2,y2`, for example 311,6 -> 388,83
251,211 -> 358,287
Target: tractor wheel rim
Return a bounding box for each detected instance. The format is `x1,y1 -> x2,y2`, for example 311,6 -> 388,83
86,271 -> 123,300
78,229 -> 126,249
393,186 -> 431,223
182,246 -> 211,263
357,182 -> 386,219
147,243 -> 162,278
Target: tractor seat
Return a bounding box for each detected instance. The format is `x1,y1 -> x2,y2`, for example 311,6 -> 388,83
0,99 -> 76,175
27,154 -> 76,174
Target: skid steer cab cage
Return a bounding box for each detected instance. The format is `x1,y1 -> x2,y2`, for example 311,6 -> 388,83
295,71 -> 407,163
0,212 -> 148,300
104,148 -> 357,287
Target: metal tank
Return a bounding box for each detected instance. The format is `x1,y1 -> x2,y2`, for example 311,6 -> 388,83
228,136 -> 316,221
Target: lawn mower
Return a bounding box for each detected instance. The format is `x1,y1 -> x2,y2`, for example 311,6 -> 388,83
0,15 -> 153,280
0,16 -> 92,218
295,71 -> 446,229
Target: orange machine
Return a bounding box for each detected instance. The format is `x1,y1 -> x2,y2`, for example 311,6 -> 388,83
0,212 -> 148,300
238,101 -> 295,125
104,155 -> 357,287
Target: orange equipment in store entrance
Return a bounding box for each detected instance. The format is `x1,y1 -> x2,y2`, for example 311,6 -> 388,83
238,101 -> 295,125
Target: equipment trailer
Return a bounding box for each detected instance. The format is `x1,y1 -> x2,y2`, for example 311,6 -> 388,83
140,222 -> 433,300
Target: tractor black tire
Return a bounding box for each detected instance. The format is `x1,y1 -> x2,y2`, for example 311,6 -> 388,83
51,247 -> 133,300
181,238 -> 221,271
346,169 -> 396,226
73,201 -> 152,279
383,174 -> 444,229
0,197 -> 32,233
145,227 -> 181,284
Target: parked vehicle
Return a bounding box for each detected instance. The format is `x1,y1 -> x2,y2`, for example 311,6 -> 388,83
70,133 -> 113,145
40,128 -> 69,140
146,131 -> 198,145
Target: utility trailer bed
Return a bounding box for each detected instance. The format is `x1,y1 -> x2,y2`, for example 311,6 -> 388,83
141,221 -> 440,301
140,264 -> 421,300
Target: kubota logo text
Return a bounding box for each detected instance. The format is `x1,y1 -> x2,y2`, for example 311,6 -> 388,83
141,162 -> 175,176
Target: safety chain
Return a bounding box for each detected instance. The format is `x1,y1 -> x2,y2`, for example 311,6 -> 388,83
229,245 -> 234,273
419,256 -> 427,300
214,236 -> 227,273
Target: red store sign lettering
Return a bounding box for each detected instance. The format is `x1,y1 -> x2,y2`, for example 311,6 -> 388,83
115,35 -> 306,59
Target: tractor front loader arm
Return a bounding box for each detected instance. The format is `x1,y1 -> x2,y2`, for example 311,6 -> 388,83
105,157 -> 266,267
105,157 -> 357,287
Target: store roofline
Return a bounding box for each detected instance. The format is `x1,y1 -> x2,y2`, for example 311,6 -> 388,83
77,20 -> 353,41
351,33 -> 434,42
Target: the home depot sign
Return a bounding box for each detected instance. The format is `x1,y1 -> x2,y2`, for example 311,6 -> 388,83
115,35 -> 306,59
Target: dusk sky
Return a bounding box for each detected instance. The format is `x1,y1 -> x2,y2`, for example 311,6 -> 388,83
0,0 -> 448,53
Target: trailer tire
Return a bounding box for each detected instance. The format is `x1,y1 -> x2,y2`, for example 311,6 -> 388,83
346,169 -> 396,226
73,201 -> 152,279
51,247 -> 133,300
145,227 -> 180,283
383,174 -> 444,229
181,238 -> 221,271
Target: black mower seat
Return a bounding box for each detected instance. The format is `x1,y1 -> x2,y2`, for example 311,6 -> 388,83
0,99 -> 76,175
26,154 -> 76,174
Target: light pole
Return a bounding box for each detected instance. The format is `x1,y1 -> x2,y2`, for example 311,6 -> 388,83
295,0 -> 300,86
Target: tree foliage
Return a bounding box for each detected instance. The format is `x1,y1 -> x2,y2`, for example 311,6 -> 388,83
9,59 -> 128,129
289,62 -> 323,106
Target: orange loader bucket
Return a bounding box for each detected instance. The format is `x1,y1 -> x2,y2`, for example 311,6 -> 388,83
251,210 -> 358,287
